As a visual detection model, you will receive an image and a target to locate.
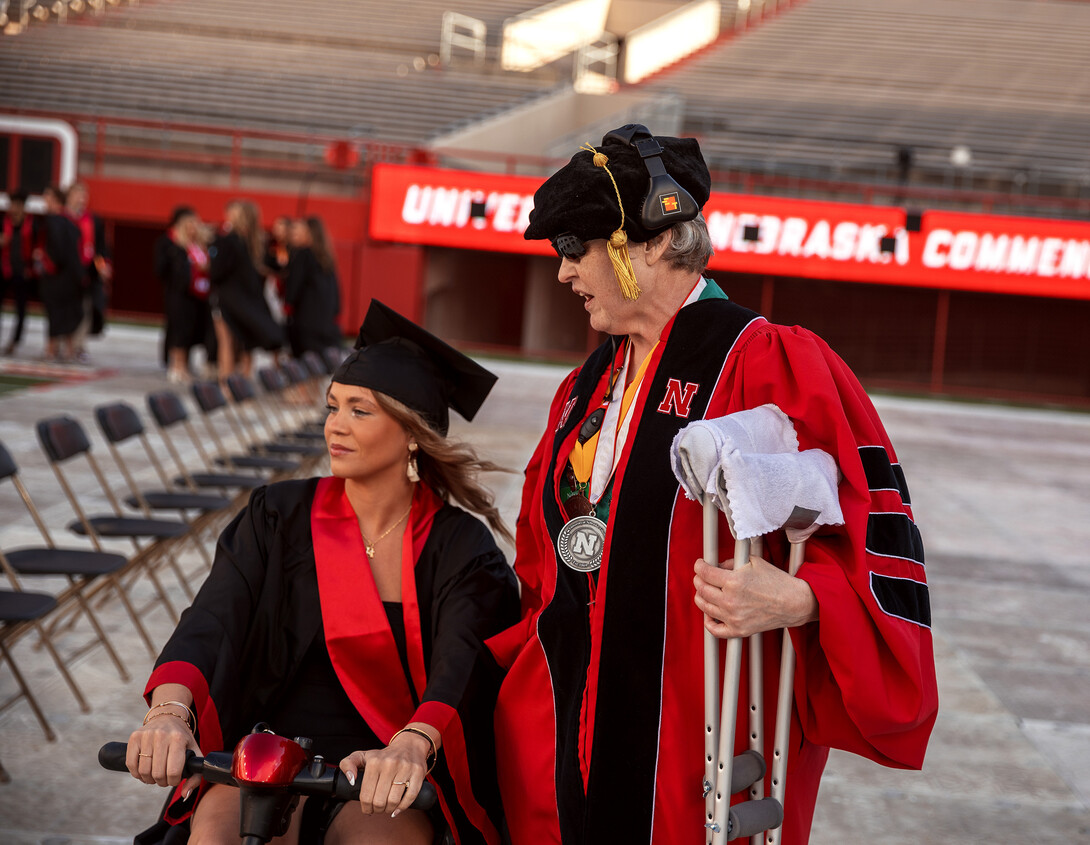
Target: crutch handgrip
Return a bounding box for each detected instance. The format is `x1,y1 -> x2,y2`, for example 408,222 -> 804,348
705,796 -> 784,842
727,749 -> 766,795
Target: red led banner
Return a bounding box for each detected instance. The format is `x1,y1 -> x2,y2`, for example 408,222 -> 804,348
370,163 -> 1090,300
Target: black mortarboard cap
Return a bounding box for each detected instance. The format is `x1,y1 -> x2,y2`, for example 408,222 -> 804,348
524,125 -> 712,245
331,300 -> 497,435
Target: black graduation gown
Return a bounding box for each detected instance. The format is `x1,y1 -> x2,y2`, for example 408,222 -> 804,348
284,247 -> 342,357
154,235 -> 209,351
39,213 -> 83,338
143,477 -> 518,844
80,212 -> 110,335
209,231 -> 283,352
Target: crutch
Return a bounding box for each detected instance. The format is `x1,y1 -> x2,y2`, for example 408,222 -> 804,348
675,409 -> 844,843
703,506 -> 781,845
765,463 -> 844,845
672,407 -> 798,843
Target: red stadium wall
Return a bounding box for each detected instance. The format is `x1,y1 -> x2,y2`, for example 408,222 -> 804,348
62,166 -> 1090,407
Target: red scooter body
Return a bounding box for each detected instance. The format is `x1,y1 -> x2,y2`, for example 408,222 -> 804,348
232,731 -> 309,788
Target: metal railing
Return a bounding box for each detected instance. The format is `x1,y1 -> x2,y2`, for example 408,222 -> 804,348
7,106 -> 1090,220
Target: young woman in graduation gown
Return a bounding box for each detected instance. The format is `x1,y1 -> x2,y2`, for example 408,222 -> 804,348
284,216 -> 343,358
124,300 -> 519,845
208,200 -> 283,377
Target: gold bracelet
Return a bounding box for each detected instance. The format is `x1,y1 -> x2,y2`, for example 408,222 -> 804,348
144,711 -> 192,732
390,726 -> 438,775
143,700 -> 196,734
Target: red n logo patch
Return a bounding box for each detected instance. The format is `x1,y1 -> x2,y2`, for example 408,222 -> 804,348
657,379 -> 699,418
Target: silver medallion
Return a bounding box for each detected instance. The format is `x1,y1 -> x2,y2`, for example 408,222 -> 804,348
556,515 -> 606,572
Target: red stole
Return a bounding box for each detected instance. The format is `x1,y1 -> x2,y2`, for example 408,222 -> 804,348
310,477 -> 439,740
71,210 -> 95,266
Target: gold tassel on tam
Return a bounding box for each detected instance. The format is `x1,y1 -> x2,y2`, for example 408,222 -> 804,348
607,230 -> 641,301
582,142 -> 642,300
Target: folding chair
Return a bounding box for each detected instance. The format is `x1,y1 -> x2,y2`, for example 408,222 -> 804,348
0,439 -> 132,687
189,381 -> 301,477
222,374 -> 326,473
300,349 -> 331,379
283,358 -> 326,417
280,358 -> 328,440
145,390 -> 265,496
322,345 -> 348,374
257,366 -> 324,441
36,415 -> 190,652
94,402 -> 236,590
1,588 -> 67,750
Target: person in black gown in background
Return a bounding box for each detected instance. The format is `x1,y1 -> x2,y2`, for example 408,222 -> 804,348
0,188 -> 36,356
154,206 -> 214,384
36,185 -> 82,362
209,200 -> 282,379
285,216 -> 343,358
124,300 -> 518,845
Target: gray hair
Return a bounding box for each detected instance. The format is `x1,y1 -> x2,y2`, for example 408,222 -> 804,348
660,214 -> 714,273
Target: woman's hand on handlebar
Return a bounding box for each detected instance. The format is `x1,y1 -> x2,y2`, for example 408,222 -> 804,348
339,727 -> 436,818
126,705 -> 202,796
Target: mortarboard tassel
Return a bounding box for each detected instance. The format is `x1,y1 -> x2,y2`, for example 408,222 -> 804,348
583,143 -> 642,301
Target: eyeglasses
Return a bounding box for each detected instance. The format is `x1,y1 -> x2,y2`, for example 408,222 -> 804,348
551,232 -> 587,260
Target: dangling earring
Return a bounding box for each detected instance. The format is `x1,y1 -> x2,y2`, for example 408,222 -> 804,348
407,442 -> 420,483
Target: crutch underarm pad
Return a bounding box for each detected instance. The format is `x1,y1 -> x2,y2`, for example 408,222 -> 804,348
726,797 -> 784,841
729,749 -> 766,795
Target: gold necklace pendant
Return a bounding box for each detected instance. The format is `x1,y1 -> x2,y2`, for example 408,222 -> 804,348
360,501 -> 413,560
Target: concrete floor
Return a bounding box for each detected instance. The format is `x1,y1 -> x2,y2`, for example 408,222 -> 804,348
0,316 -> 1088,843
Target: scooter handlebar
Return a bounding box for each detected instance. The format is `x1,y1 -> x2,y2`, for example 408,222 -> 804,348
98,742 -> 437,810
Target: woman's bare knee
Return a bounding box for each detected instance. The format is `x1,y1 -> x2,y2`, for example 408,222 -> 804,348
325,801 -> 432,845
187,784 -> 241,845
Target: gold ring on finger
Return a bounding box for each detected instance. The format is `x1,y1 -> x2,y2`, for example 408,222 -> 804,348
392,780 -> 410,786
139,753 -> 153,758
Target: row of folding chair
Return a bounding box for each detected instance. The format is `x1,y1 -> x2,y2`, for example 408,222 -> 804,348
0,350 -> 342,776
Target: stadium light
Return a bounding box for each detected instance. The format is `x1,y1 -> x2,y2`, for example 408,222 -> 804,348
950,145 -> 972,168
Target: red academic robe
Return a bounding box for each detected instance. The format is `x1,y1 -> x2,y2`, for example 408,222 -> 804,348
490,293 -> 937,844
144,477 -> 517,844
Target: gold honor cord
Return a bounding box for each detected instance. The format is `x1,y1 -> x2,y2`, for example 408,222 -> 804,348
580,143 -> 642,301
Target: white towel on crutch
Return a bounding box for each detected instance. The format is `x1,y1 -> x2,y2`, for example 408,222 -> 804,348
715,448 -> 845,542
670,404 -> 799,507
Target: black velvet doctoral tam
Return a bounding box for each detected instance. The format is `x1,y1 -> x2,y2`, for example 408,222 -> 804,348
524,129 -> 712,245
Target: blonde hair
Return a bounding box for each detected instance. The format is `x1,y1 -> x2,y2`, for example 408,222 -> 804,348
227,200 -> 266,268
372,392 -> 514,546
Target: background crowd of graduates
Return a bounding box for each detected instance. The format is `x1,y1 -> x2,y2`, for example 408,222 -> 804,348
0,183 -> 110,363
154,200 -> 343,385
0,190 -> 342,379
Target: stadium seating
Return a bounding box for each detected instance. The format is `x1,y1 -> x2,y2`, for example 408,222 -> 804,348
641,0 -> 1090,192
0,0 -> 558,146
3,0 -> 1089,196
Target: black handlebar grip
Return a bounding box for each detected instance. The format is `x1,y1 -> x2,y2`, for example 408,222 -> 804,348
331,768 -> 438,811
98,741 -> 130,772
98,742 -> 202,778
729,750 -> 766,796
727,797 -> 784,841
411,782 -> 437,811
